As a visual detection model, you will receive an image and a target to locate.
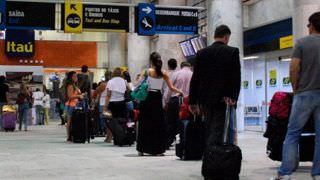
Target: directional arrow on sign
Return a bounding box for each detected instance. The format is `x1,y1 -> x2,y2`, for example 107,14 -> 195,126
70,4 -> 77,11
142,6 -> 152,14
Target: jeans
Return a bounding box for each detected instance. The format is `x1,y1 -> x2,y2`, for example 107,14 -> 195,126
35,105 -> 44,125
166,97 -> 180,147
18,103 -> 29,131
99,106 -> 106,131
0,102 -> 6,130
44,108 -> 49,125
279,90 -> 320,176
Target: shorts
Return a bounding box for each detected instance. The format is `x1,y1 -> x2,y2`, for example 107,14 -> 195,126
64,106 -> 75,120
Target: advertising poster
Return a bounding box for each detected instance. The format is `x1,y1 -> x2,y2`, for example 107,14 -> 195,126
0,1 -> 5,30
256,80 -> 262,88
65,0 -> 83,33
269,69 -> 277,87
283,77 -> 291,86
5,29 -> 35,57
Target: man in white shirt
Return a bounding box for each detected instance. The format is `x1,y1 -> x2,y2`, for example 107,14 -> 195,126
32,88 -> 44,125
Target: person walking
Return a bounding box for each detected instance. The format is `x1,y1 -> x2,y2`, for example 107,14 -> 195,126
273,12 -> 320,180
137,52 -> 183,156
16,83 -> 32,131
64,71 -> 84,142
163,62 -> 193,148
42,89 -> 51,125
189,25 -> 241,147
32,88 -> 44,125
0,76 -> 9,131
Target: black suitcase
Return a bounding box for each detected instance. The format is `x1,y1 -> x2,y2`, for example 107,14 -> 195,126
176,116 -> 205,160
71,109 -> 87,143
265,117 -> 315,162
71,98 -> 90,144
106,117 -> 135,146
202,105 -> 242,180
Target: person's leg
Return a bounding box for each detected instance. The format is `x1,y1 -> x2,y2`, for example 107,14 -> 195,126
18,106 -> 23,131
0,103 -> 3,130
99,105 -> 106,134
166,97 -> 180,147
64,106 -> 72,141
23,106 -> 28,131
312,103 -> 320,177
44,108 -> 49,125
278,94 -> 314,176
204,103 -> 227,147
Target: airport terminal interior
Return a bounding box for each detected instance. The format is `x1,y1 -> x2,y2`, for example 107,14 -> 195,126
0,0 -> 320,179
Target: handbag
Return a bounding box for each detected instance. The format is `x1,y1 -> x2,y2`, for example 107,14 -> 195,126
131,70 -> 149,102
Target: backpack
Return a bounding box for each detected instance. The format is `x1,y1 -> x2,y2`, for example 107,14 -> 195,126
59,84 -> 67,104
179,96 -> 191,120
269,92 -> 293,120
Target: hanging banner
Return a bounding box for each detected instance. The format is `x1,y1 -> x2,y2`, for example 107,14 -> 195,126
83,5 -> 129,32
65,0 -> 83,33
0,1 -> 5,30
6,2 -> 55,30
155,8 -> 198,35
5,29 -> 35,58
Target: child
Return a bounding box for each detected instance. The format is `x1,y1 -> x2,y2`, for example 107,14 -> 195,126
42,90 -> 51,125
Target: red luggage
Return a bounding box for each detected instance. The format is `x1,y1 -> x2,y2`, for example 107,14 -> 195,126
179,96 -> 191,120
269,92 -> 293,120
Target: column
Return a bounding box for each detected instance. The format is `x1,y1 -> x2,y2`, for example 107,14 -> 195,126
207,0 -> 245,132
108,33 -> 127,70
293,0 -> 320,41
127,0 -> 151,78
155,0 -> 186,69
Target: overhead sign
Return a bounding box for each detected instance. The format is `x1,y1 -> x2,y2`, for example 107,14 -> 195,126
6,2 -> 55,30
5,29 -> 35,58
155,8 -> 198,35
138,3 -> 156,36
280,35 -> 293,49
65,0 -> 83,33
83,5 -> 129,32
0,1 -> 5,30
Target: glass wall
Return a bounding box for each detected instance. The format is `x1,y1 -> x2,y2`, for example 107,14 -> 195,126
243,58 -> 292,131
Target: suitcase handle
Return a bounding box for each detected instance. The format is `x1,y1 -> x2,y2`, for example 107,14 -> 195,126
222,105 -> 237,145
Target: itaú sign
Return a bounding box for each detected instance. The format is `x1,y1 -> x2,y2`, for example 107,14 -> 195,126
5,29 -> 35,57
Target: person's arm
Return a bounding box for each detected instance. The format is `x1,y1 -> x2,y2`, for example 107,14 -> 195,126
225,48 -> 241,105
290,58 -> 301,93
163,72 -> 182,95
291,40 -> 302,93
103,89 -> 112,112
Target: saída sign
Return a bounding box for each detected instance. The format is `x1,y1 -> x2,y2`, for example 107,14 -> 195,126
5,29 -> 35,58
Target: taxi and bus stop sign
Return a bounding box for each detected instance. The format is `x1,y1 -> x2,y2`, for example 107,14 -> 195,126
138,3 -> 156,36
65,0 -> 83,33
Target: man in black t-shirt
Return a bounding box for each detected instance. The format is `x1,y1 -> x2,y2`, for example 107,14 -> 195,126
0,76 -> 9,130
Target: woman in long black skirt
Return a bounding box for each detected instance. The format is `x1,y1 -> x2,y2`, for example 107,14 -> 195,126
137,52 -> 183,156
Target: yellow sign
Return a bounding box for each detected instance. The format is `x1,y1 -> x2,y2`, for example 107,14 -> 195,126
279,35 -> 293,49
64,0 -> 83,33
270,69 -> 277,79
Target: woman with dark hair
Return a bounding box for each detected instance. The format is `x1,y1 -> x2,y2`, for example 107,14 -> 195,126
137,52 -> 183,156
64,71 -> 83,142
16,83 -> 31,131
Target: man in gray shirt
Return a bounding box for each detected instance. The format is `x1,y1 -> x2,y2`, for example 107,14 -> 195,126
275,12 -> 320,180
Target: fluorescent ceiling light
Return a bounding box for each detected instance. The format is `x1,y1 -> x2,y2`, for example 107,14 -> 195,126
281,58 -> 291,62
243,56 -> 259,60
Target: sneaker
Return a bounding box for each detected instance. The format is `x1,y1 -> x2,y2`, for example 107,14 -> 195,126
270,175 -> 292,180
313,176 -> 320,180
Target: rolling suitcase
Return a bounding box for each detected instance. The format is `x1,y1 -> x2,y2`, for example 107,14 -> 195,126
106,117 -> 135,146
202,105 -> 242,180
175,115 -> 205,160
2,105 -> 17,131
71,98 -> 90,143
